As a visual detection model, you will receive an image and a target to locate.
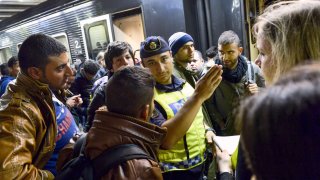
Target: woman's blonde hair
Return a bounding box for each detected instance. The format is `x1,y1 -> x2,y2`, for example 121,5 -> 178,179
253,0 -> 320,84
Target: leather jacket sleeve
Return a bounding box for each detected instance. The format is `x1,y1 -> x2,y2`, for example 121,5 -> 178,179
0,104 -> 54,179
138,160 -> 163,180
101,159 -> 163,180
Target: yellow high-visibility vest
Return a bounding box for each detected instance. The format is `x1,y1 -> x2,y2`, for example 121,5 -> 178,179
154,82 -> 206,172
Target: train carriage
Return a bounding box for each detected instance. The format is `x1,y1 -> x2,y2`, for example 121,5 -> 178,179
0,0 -> 271,64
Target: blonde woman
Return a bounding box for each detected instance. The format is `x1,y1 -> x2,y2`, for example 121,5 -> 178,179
254,0 -> 320,86
233,1 -> 320,179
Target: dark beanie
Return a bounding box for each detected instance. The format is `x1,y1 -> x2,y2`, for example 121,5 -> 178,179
140,36 -> 170,58
168,32 -> 194,57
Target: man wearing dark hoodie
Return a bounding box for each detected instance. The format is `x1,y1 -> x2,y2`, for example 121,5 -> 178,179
210,30 -> 265,135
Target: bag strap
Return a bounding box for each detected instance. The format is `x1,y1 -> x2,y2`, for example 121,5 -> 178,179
246,58 -> 255,82
249,60 -> 254,81
241,55 -> 255,82
73,133 -> 87,158
92,143 -> 153,179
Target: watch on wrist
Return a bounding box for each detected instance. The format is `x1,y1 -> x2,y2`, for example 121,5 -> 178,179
205,127 -> 216,134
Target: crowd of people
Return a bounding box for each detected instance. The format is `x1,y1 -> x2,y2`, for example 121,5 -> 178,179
0,0 -> 319,179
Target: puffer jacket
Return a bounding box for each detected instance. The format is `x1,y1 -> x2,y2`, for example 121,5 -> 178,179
0,72 -> 57,179
86,110 -> 167,180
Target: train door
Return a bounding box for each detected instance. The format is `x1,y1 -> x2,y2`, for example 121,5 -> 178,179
80,14 -> 113,60
80,8 -> 145,61
111,8 -> 145,60
0,46 -> 12,64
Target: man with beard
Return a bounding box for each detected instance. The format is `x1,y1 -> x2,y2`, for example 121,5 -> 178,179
168,32 -> 215,131
169,32 -> 197,87
0,33 -> 73,179
211,30 -> 265,135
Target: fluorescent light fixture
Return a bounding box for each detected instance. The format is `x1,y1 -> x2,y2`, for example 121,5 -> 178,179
5,1 -> 93,33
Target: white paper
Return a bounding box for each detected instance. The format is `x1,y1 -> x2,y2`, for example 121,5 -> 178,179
213,135 -> 240,155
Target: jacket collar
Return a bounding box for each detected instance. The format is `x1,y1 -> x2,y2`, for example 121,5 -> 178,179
88,111 -> 167,161
15,72 -> 52,98
93,111 -> 167,144
155,75 -> 185,93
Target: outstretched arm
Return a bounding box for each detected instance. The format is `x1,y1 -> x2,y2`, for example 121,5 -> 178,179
161,65 -> 222,149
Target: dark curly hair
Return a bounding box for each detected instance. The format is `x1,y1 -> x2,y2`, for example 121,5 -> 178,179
104,41 -> 134,71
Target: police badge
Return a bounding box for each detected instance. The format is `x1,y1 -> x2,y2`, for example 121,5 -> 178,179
149,41 -> 157,50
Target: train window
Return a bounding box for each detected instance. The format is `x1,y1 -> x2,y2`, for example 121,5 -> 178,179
84,22 -> 109,60
52,33 -> 72,63
112,8 -> 145,54
89,25 -> 108,50
0,47 -> 12,64
80,14 -> 112,60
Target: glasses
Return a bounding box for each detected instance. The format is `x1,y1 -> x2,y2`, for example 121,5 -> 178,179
141,36 -> 162,52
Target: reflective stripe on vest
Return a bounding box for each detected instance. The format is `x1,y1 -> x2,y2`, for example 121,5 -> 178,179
154,83 -> 206,172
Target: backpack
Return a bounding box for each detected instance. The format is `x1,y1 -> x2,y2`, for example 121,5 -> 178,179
55,134 -> 153,180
